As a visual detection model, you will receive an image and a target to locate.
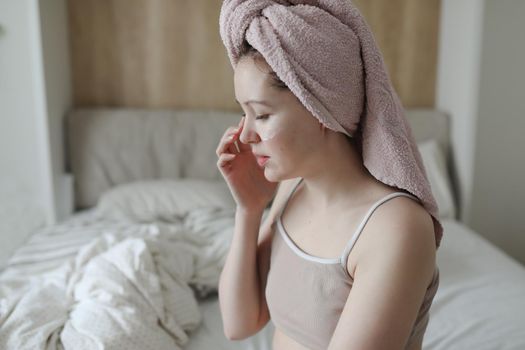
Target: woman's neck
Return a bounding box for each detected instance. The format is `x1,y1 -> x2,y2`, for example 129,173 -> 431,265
299,133 -> 386,210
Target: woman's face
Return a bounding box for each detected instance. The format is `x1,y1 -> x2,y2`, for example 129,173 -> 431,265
233,56 -> 325,181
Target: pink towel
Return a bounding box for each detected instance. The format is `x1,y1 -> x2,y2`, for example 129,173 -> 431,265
219,0 -> 443,248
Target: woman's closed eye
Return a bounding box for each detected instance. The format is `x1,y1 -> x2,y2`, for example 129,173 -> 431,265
240,113 -> 270,121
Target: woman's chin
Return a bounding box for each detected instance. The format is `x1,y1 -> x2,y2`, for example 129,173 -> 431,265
262,167 -> 288,183
261,166 -> 277,181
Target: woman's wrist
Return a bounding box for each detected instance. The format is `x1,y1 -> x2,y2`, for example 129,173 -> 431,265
235,205 -> 265,219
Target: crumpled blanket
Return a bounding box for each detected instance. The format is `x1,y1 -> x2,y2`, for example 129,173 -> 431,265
0,206 -> 240,350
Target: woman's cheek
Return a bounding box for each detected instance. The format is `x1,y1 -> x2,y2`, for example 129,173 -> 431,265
260,125 -> 279,141
259,117 -> 286,142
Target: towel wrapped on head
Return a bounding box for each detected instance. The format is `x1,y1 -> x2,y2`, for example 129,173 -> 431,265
219,0 -> 443,248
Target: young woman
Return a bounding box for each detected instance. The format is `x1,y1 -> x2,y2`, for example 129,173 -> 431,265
216,1 -> 442,349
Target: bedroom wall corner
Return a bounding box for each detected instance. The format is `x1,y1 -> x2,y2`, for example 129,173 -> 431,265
469,0 -> 525,266
0,0 -> 48,267
38,0 -> 74,222
437,0 -> 525,265
0,0 -> 73,267
436,0 -> 485,226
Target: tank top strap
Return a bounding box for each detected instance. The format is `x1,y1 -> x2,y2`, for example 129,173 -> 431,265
278,177 -> 304,218
338,192 -> 421,273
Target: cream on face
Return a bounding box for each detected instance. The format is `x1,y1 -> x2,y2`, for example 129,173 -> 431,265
258,117 -> 281,142
241,100 -> 282,142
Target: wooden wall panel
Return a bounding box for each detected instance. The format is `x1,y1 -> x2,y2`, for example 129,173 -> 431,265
67,0 -> 440,110
353,0 -> 441,107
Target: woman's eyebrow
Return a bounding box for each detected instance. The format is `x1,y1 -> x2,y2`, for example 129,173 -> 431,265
235,99 -> 273,107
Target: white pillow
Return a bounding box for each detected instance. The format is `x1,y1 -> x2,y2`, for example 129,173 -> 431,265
96,179 -> 236,222
417,139 -> 457,220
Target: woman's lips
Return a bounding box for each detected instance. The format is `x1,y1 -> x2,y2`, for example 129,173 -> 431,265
256,156 -> 270,167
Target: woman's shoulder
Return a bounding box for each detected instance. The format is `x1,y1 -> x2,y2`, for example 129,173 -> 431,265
348,184 -> 437,282
357,184 -> 436,255
373,185 -> 430,221
361,181 -> 432,233
355,177 -> 420,210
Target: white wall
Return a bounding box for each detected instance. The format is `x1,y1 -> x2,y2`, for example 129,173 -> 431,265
469,0 -> 525,264
0,0 -> 47,266
0,0 -> 72,267
437,0 -> 525,265
436,0 -> 485,225
38,0 -> 74,221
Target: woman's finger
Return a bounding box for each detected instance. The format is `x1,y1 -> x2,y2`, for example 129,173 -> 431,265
217,130 -> 241,156
216,128 -> 240,156
217,153 -> 236,168
216,117 -> 244,156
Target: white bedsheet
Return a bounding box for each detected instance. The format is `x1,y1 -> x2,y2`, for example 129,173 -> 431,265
184,293 -> 275,350
0,206 -> 248,350
425,220 -> 525,349
1,210 -> 524,350
0,190 -> 46,269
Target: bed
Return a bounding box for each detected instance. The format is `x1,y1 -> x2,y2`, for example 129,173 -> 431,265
1,108 -> 524,349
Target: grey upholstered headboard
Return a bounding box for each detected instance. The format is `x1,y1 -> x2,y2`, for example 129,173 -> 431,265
66,108 -> 451,210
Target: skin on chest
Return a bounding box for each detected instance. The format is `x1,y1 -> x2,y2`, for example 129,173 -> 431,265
278,202 -> 373,278
273,178 -> 402,282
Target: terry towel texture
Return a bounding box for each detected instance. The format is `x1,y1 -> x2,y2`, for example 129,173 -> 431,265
219,0 -> 443,248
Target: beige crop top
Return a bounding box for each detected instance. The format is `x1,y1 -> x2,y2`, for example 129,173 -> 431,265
265,178 -> 440,350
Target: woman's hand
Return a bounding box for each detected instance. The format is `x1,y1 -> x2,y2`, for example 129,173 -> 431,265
216,117 -> 278,214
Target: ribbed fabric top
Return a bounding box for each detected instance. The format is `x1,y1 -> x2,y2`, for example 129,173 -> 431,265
265,178 -> 440,350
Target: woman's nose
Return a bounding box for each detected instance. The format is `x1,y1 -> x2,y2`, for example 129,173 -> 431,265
239,118 -> 260,144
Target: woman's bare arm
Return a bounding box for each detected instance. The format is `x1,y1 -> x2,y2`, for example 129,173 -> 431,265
218,179 -> 293,340
219,207 -> 265,340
